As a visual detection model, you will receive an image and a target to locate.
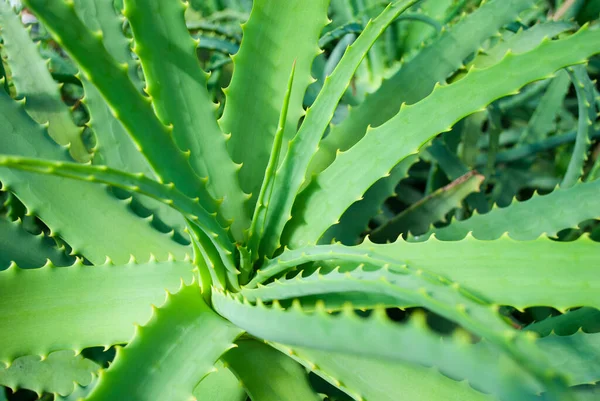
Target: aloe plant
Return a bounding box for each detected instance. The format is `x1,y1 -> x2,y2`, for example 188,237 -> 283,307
0,0 -> 599,400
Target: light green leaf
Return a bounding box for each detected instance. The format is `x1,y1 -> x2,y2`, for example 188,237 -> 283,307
259,0 -> 418,258
0,351 -> 98,397
0,0 -> 90,162
418,178 -> 600,241
224,340 -> 320,401
307,0 -> 537,177
0,155 -> 234,258
72,0 -> 188,239
219,0 -> 330,207
286,25 -> 600,247
87,283 -> 243,401
281,346 -> 493,401
0,258 -> 195,362
123,0 -> 250,241
0,216 -> 73,269
362,235 -> 600,310
23,0 -> 217,207
213,291 -> 556,400
192,362 -> 246,401
0,87 -> 188,264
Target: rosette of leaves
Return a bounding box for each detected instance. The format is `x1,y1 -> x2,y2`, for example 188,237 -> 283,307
0,0 -> 599,400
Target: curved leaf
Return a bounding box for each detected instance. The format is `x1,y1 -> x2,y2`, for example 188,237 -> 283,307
0,216 -> 73,270
259,0 -> 419,258
0,258 -> 195,362
224,340 -> 320,401
23,0 -> 217,206
213,290 -> 559,401
0,351 -> 98,397
0,0 -> 89,162
87,283 -> 243,401
0,88 -> 188,264
123,0 -> 250,241
219,0 -> 329,206
417,179 -> 600,241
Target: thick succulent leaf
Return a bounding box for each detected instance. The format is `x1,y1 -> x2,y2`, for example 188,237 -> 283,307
321,155 -> 418,246
248,62 -> 296,261
370,171 -> 484,241
224,340 -> 320,401
465,21 -> 575,71
279,346 -> 493,401
562,65 -> 597,187
87,283 -> 242,401
536,331 -> 600,386
242,253 -> 566,385
401,0 -> 453,51
0,351 -> 98,396
213,291 -> 560,401
0,0 -> 89,162
22,0 -> 217,207
417,178 -> 600,241
123,0 -> 249,241
0,87 -> 188,264
362,235 -> 600,310
0,258 -> 195,363
0,155 -> 234,258
0,216 -> 73,269
519,70 -> 571,144
527,308 -> 600,337
307,0 -> 537,177
286,25 -> 600,247
219,0 -> 330,206
72,0 -> 142,89
258,0 -> 418,258
72,0 -> 187,238
192,362 -> 246,401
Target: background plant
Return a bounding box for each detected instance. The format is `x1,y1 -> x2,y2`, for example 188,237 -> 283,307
0,0 -> 599,400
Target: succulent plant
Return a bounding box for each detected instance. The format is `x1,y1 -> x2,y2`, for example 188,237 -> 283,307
0,0 -> 599,400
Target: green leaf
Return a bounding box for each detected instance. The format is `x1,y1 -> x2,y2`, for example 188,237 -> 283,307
464,21 -> 576,71
518,70 -> 571,144
286,25 -> 600,247
87,283 -> 243,401
22,0 -> 217,207
0,155 -> 234,258
122,0 -> 250,241
0,0 -> 90,162
0,87 -> 188,264
219,0 -> 330,207
537,331 -> 600,386
0,216 -> 73,270
72,0 -> 188,239
213,291 -> 558,400
0,258 -> 195,363
321,155 -> 418,246
418,178 -> 600,241
280,346 -> 493,401
361,235 -> 600,310
370,171 -> 484,241
259,0 -> 419,259
248,62 -> 296,262
72,0 -> 143,90
0,351 -> 99,397
526,308 -> 600,337
307,0 -> 537,178
562,65 -> 597,187
224,340 -> 320,401
192,362 -> 246,401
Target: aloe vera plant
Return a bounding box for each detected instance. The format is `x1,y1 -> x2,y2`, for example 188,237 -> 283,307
0,0 -> 599,400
